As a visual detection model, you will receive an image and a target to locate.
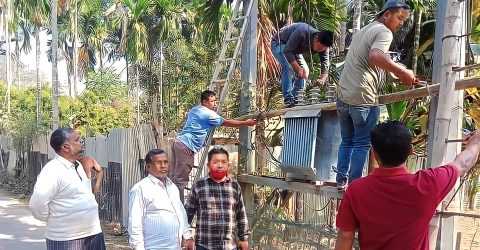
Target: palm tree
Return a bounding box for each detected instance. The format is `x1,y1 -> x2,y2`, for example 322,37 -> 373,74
14,0 -> 48,126
107,0 -> 180,124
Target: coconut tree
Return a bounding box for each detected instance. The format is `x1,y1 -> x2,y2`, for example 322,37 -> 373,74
14,0 -> 48,126
51,0 -> 59,128
106,0 -> 180,124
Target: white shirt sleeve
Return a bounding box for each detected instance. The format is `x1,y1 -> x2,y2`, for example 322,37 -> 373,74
128,187 -> 146,250
29,166 -> 59,221
180,202 -> 193,240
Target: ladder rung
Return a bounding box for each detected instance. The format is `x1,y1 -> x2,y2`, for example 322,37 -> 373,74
234,15 -> 246,21
212,79 -> 227,84
226,36 -> 241,42
220,58 -> 235,62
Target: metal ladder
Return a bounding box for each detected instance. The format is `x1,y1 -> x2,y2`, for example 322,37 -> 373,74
191,0 -> 254,184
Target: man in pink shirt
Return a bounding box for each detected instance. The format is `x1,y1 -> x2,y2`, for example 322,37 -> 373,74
335,121 -> 480,250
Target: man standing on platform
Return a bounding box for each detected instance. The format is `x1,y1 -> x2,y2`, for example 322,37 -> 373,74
271,22 -> 334,107
335,0 -> 417,188
170,90 -> 256,201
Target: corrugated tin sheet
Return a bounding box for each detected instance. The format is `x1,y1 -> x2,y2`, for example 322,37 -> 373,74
280,110 -> 340,182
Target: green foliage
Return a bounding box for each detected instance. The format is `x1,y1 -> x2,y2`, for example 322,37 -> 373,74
74,70 -> 134,136
142,34 -> 217,130
0,71 -> 134,137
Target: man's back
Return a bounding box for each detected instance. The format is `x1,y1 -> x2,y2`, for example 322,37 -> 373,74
336,165 -> 458,250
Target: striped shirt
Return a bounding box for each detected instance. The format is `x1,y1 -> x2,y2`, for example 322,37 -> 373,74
128,175 -> 191,250
185,177 -> 250,250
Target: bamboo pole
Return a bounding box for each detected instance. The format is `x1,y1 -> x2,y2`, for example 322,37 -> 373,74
236,77 -> 480,121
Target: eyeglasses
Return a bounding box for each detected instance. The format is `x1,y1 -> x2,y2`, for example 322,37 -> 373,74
73,161 -> 83,181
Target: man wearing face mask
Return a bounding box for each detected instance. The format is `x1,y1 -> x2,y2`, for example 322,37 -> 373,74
185,147 -> 250,250
30,128 -> 105,250
128,149 -> 193,250
335,0 -> 418,189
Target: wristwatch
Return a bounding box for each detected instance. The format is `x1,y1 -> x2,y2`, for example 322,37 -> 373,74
183,228 -> 194,240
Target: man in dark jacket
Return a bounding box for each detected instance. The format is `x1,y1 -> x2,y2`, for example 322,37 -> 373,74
271,22 -> 333,107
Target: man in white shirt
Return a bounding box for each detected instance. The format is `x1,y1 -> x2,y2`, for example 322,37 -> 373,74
30,128 -> 105,250
128,149 -> 194,250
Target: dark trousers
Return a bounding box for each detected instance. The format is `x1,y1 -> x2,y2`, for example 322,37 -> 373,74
168,140 -> 194,202
196,245 -> 237,250
46,233 -> 106,250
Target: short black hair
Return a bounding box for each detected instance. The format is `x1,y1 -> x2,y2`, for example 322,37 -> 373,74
50,128 -> 74,152
200,90 -> 216,103
207,147 -> 229,163
371,121 -> 412,167
145,149 -> 166,164
314,30 -> 334,47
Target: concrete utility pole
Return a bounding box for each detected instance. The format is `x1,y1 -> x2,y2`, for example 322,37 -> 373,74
239,0 -> 257,215
239,0 -> 257,175
427,0 -> 466,249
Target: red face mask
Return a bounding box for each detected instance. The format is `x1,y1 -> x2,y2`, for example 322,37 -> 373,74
210,169 -> 227,181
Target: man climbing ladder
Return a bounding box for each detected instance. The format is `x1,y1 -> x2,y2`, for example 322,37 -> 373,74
169,90 -> 256,202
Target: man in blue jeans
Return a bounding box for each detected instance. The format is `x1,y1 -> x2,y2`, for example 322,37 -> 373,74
335,0 -> 417,188
271,22 -> 333,107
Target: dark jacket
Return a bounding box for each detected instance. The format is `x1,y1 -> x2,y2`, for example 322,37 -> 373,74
272,22 -> 329,74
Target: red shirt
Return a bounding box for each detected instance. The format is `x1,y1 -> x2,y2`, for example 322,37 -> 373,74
336,165 -> 458,250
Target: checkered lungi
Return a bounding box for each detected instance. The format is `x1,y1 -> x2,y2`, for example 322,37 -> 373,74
46,233 -> 106,250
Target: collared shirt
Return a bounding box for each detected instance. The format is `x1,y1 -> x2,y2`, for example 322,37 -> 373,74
128,175 -> 190,250
336,165 -> 459,250
271,22 -> 330,74
176,105 -> 224,153
29,155 -> 102,241
185,176 -> 249,250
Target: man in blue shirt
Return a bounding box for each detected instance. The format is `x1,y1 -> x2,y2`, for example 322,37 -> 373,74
169,90 -> 256,201
271,22 -> 334,107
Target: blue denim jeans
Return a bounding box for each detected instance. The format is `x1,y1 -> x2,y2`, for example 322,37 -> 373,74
335,100 -> 380,184
271,40 -> 308,104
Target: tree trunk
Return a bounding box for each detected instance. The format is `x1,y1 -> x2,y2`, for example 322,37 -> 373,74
73,0 -> 79,96
295,193 -> 303,222
51,0 -> 60,129
125,55 -> 129,89
338,22 -> 347,55
136,64 -> 140,124
5,4 -> 12,116
352,0 -> 362,33
411,10 -> 422,74
158,43 -> 164,141
468,177 -> 479,210
99,46 -> 103,71
35,29 -> 41,127
67,72 -> 72,97
15,31 -> 19,86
